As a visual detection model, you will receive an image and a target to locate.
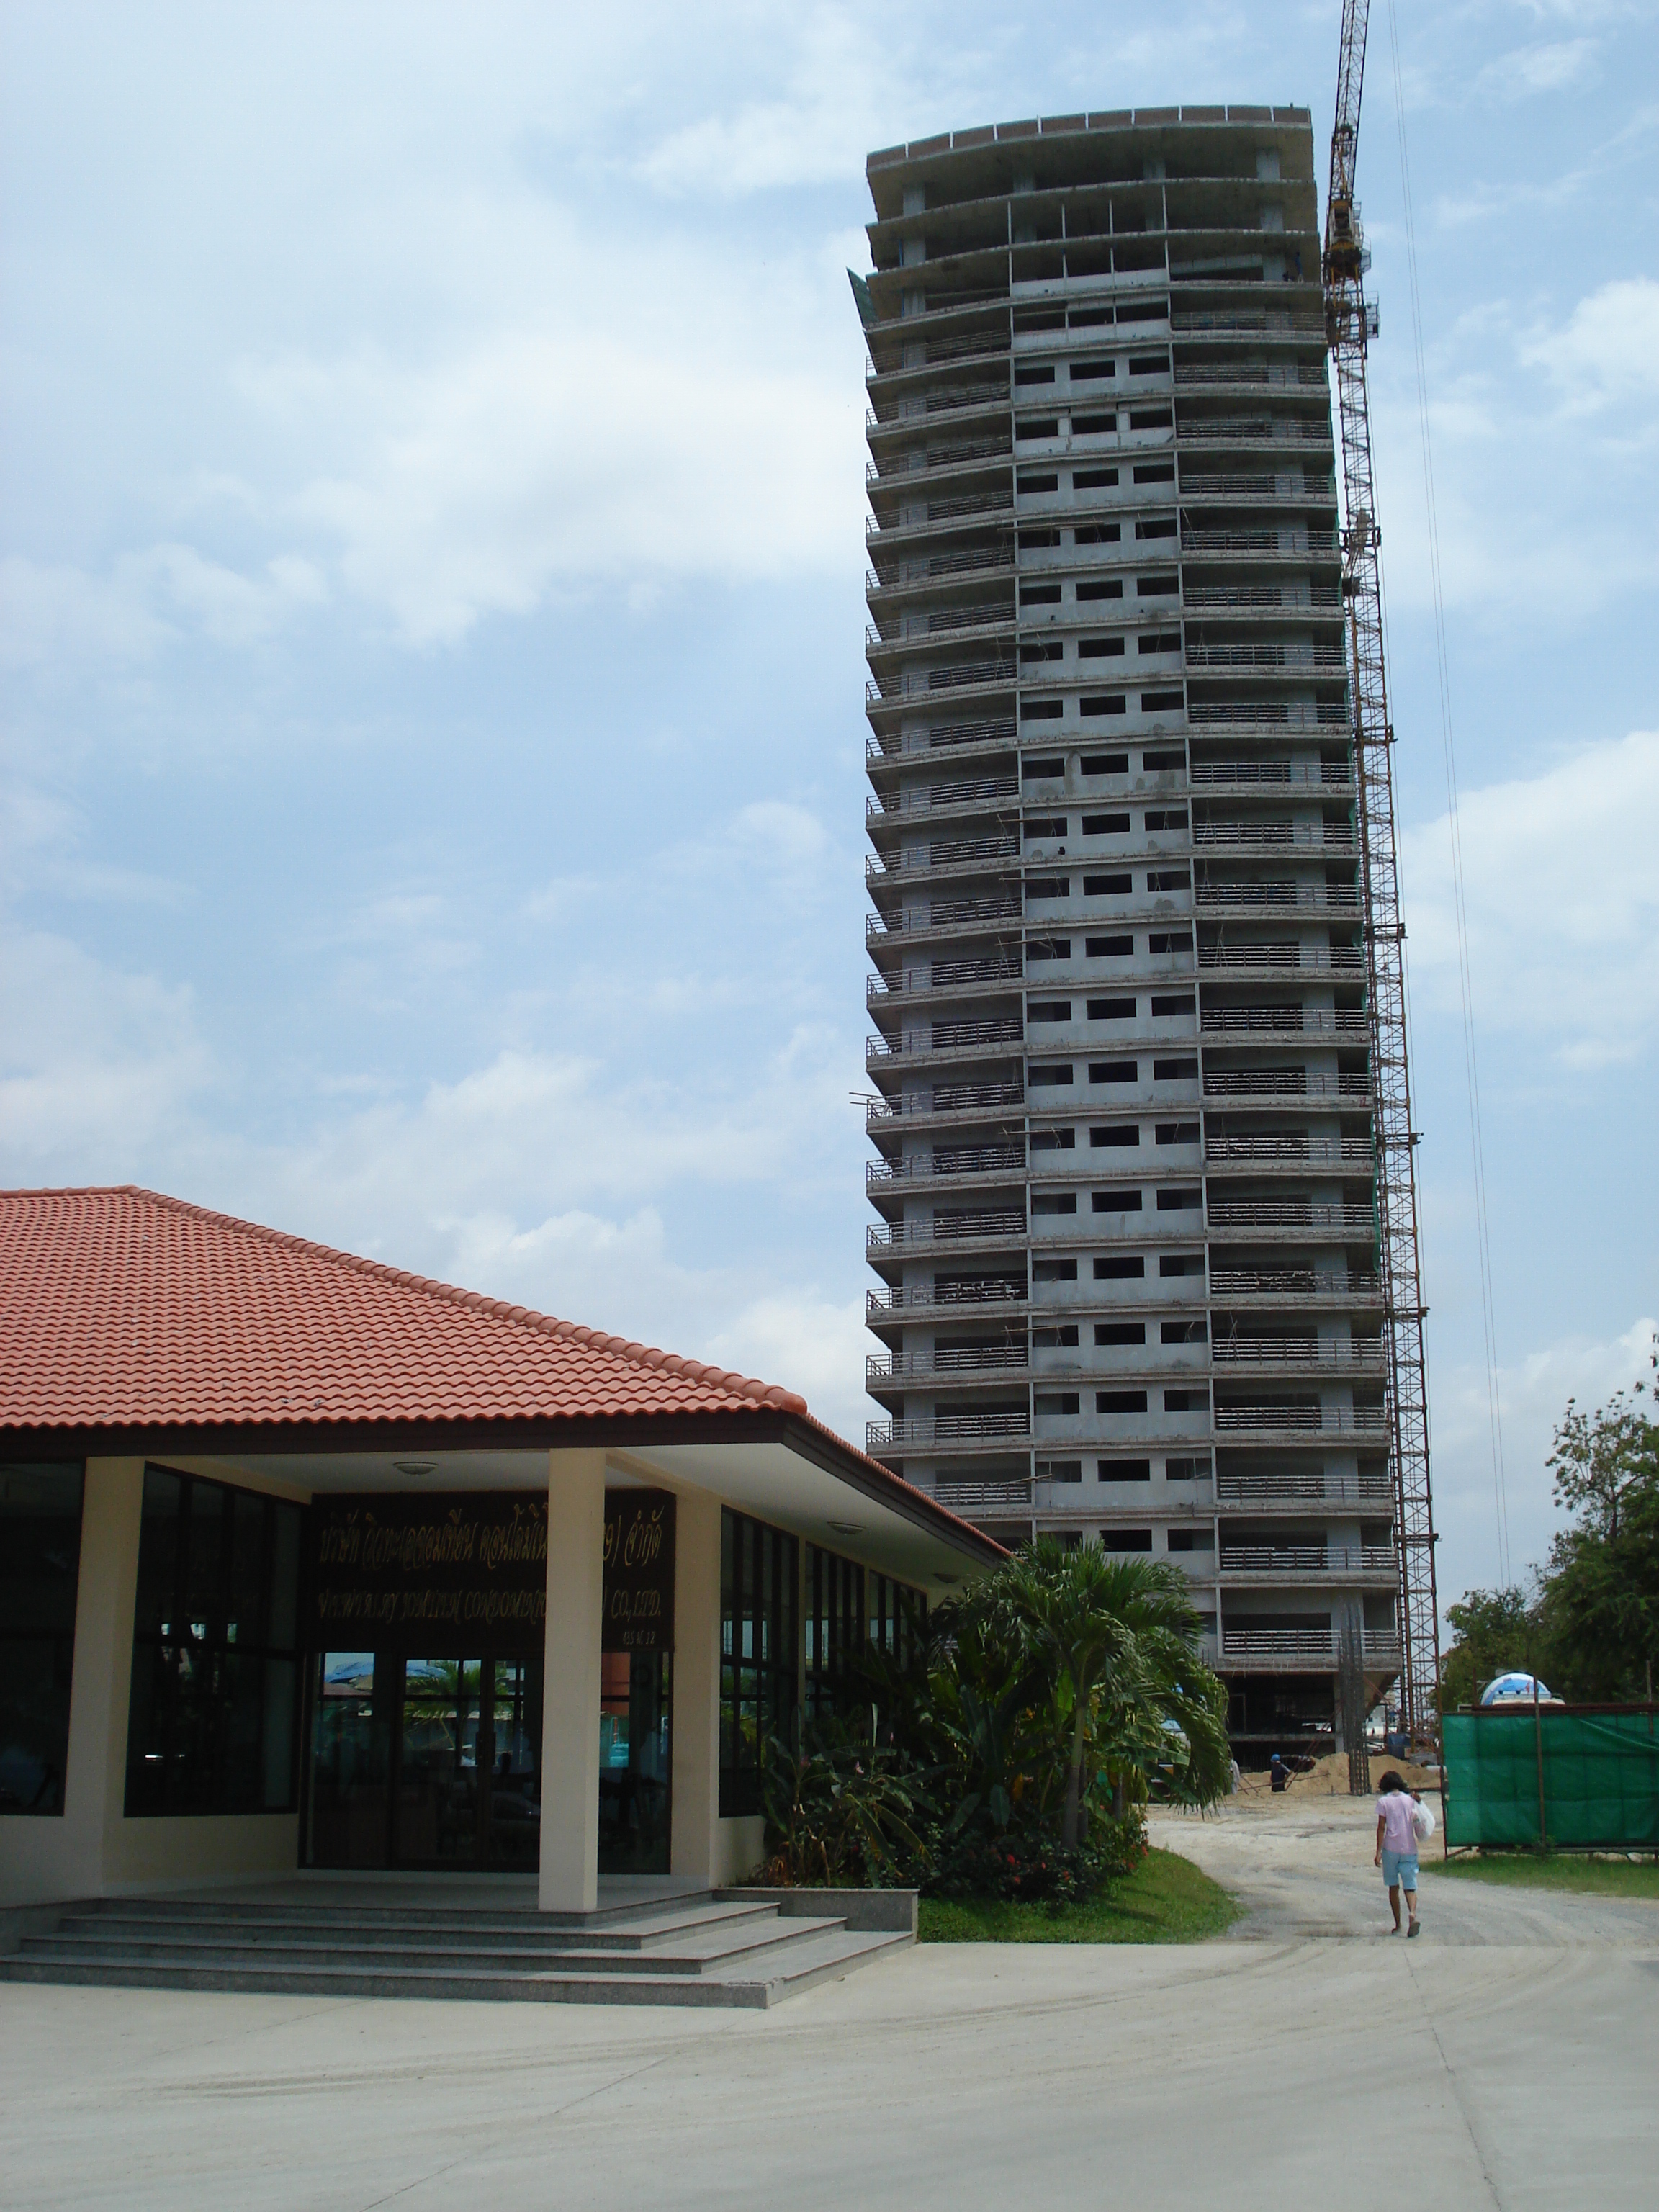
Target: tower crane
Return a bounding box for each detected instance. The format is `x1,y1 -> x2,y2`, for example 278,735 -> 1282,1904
1322,0 -> 1442,1755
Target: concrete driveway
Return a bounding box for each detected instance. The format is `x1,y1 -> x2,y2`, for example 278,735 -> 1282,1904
4,1810 -> 1655,2212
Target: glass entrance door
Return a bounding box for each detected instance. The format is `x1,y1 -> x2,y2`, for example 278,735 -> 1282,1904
307,1649 -> 544,1869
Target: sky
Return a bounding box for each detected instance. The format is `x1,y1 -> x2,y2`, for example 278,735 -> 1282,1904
2,0 -> 1655,1627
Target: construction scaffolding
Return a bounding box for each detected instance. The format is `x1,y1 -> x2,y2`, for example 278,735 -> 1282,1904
1323,0 -> 1442,1745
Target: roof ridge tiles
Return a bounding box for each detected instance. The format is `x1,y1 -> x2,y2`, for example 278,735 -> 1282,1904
8,1185 -> 809,1416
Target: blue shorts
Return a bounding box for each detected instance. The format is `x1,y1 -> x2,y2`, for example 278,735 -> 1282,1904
1382,1848 -> 1419,1890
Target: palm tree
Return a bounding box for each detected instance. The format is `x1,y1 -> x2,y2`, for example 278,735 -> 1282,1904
986,1540 -> 1213,1847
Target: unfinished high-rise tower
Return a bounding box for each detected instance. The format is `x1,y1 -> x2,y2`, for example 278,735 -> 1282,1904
858,105 -> 1402,1761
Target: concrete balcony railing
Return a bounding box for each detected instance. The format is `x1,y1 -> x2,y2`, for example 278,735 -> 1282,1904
1210,1267 -> 1381,1300
1171,311 -> 1326,336
1205,1135 -> 1375,1165
1213,1403 -> 1390,1434
866,436 -> 1012,484
867,549 -> 1017,597
1181,528 -> 1337,556
866,660 -> 1018,704
1212,1336 -> 1385,1368
868,1211 -> 1027,1254
866,779 -> 1020,822
869,956 -> 1023,997
866,1022 -> 1024,1066
1200,1008 -> 1368,1038
866,836 -> 1021,880
1195,884 -> 1362,914
864,1082 -> 1026,1128
1217,1473 -> 1394,1507
1220,1545 -> 1397,1574
1201,1071 -> 1373,1104
866,489 -> 1015,538
1189,762 -> 1349,788
1198,944 -> 1364,972
869,1413 -> 1031,1449
1187,700 -> 1348,727
866,1147 -> 1025,1186
1208,1201 -> 1377,1234
1180,473 -> 1336,501
1192,820 -> 1354,850
932,1478 -> 1035,1514
1185,644 -> 1347,671
1175,363 -> 1328,389
1218,1629 -> 1402,1663
866,1280 -> 1027,1320
868,1348 -> 1029,1385
866,616 -> 1016,658
1176,418 -> 1334,446
1185,583 -> 1344,611
866,382 -> 1011,432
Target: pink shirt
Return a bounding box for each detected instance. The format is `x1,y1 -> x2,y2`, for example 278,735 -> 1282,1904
1377,1792 -> 1418,1852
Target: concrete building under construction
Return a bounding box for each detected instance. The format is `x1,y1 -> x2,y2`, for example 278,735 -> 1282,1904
857,105 -> 1403,1759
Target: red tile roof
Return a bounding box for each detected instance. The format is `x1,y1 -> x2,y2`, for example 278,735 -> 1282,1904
0,1186 -> 814,1434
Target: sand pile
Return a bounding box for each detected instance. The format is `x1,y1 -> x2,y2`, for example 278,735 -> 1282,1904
1236,1751 -> 1439,1797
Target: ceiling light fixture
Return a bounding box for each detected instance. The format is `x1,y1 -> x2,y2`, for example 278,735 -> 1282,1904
394,1462 -> 437,1477
828,1521 -> 864,1537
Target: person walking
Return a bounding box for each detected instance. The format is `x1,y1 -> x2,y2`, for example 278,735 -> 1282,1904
1374,1769 -> 1421,1936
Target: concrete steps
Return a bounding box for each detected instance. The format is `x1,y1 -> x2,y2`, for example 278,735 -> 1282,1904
0,1892 -> 913,2009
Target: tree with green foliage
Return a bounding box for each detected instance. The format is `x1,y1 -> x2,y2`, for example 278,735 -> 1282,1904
1439,1338 -> 1658,1709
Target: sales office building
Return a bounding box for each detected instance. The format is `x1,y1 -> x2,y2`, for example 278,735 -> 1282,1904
0,1187 -> 1000,1913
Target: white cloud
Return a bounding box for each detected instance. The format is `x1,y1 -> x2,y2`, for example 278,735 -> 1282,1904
1400,729 -> 1659,1067
0,556 -> 169,670
1479,37 -> 1599,99
0,932 -> 217,1162
1519,275 -> 1659,414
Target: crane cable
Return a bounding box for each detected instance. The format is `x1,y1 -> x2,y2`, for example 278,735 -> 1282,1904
1384,0 -> 1513,1584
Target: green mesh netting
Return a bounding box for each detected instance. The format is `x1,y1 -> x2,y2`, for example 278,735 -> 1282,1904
1443,1709 -> 1659,1850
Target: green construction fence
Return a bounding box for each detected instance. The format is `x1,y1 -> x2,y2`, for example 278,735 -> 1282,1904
1442,1706 -> 1659,1851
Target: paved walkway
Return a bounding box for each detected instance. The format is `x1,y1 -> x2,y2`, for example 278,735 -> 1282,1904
1148,1789 -> 1659,1945
4,1813 -> 1655,2212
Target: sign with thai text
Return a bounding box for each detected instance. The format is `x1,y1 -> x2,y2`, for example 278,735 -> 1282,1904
305,1492 -> 548,1653
602,1488 -> 675,1653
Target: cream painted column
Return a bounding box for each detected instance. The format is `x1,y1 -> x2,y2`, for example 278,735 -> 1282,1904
0,1458 -> 144,1907
669,1485 -> 721,1886
539,1449 -> 606,1914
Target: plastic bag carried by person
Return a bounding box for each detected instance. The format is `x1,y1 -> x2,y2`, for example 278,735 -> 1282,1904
1411,1794 -> 1437,1842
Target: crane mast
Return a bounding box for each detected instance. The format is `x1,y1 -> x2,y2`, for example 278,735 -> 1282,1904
1322,0 -> 1441,1749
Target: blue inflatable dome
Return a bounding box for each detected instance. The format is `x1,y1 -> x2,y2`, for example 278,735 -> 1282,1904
1480,1671 -> 1554,1705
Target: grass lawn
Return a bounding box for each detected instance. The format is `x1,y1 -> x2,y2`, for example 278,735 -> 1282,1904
917,1847 -> 1240,1943
1422,1852 -> 1659,1900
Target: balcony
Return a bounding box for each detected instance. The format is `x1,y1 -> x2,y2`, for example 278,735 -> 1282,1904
1187,700 -> 1348,727
866,436 -> 1012,484
866,489 -> 1015,539
1205,1136 -> 1374,1166
1220,1545 -> 1397,1574
866,660 -> 1019,706
866,1146 -> 1025,1187
1208,1201 -> 1377,1235
867,380 -> 1010,431
1181,529 -> 1337,557
1211,1336 -> 1385,1370
1218,1629 -> 1401,1665
932,1478 -> 1035,1515
1180,473 -> 1336,502
1217,1473 -> 1393,1507
1213,1403 -> 1390,1434
1192,820 -> 1354,851
866,1021 -> 1024,1068
1174,362 -> 1328,387
1209,1267 -> 1381,1300
1176,418 -> 1334,448
868,1211 -> 1027,1255
1198,943 -> 1364,972
868,549 -> 1017,597
1200,1008 -> 1368,1038
868,1347 -> 1029,1385
866,775 -> 1019,821
1201,1071 -> 1372,1103
865,1083 -> 1026,1130
868,1413 -> 1031,1449
1185,644 -> 1346,671
866,835 -> 1021,881
1184,585 -> 1343,612
1195,884 -> 1361,914
866,1280 -> 1027,1320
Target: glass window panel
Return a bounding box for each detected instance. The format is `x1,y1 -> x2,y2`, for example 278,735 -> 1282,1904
268,1503 -> 300,1648
262,1658 -> 297,1809
182,1478 -> 225,1632
0,1464 -> 84,1637
228,1491 -> 266,1647
222,1652 -> 264,1812
134,1467 -> 182,1635
0,1633 -> 74,1815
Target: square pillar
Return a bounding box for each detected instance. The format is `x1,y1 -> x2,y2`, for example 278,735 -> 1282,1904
539,1449 -> 606,1913
669,1485 -> 721,1886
